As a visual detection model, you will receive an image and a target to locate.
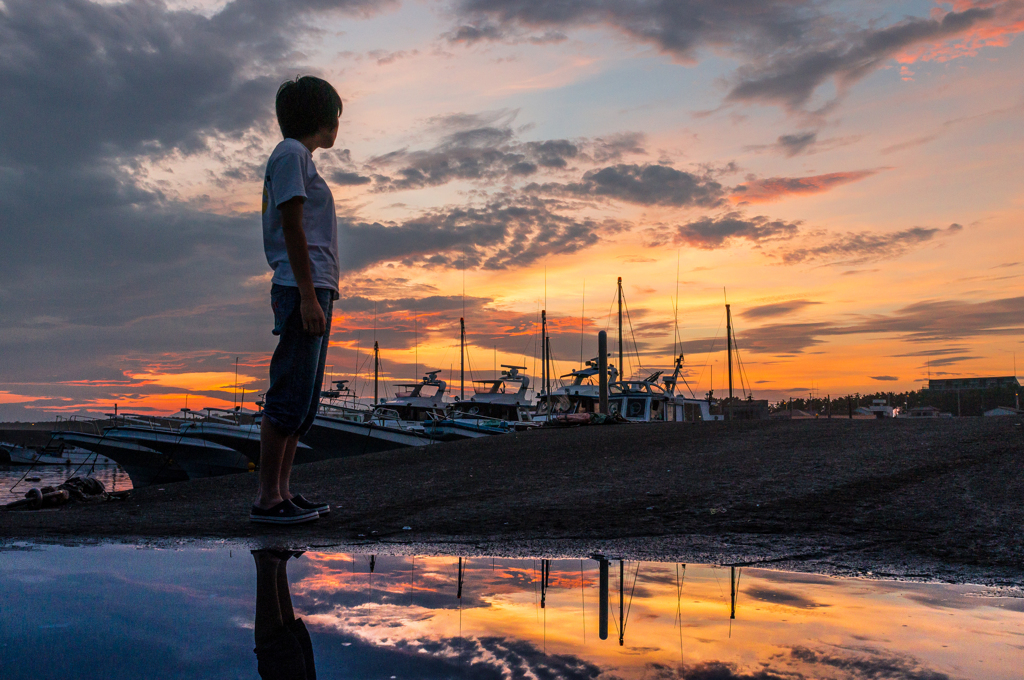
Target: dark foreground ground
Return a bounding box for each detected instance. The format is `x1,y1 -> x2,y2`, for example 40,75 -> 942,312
3,418 -> 1023,587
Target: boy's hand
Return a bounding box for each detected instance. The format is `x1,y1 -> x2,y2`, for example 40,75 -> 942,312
300,296 -> 327,336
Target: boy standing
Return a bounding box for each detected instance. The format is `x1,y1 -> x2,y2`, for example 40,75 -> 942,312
251,76 -> 342,524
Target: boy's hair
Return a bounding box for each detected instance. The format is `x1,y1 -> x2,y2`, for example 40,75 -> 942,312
275,76 -> 343,140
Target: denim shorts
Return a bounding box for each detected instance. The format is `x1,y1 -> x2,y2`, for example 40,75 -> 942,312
263,284 -> 337,438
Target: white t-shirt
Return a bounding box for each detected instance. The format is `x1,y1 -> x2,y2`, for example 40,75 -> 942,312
262,138 -> 339,292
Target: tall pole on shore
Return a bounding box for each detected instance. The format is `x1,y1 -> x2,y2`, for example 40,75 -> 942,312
546,336 -> 552,414
460,317 -> 465,400
599,557 -> 609,640
373,341 -> 379,404
617,277 -> 624,379
726,303 -> 734,401
541,309 -> 547,398
598,331 -> 608,414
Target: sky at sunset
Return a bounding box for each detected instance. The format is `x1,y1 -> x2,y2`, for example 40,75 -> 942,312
1,0 -> 1023,418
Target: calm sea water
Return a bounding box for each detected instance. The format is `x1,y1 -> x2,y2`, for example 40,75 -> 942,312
0,465 -> 133,504
0,544 -> 1020,680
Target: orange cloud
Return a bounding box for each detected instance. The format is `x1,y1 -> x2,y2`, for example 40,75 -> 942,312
0,391 -> 44,405
898,1 -> 1024,65
733,170 -> 880,203
124,370 -> 258,392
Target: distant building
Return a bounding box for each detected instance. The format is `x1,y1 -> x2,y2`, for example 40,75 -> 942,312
913,405 -> 942,417
984,406 -> 1023,417
927,376 -> 1020,391
723,399 -> 770,421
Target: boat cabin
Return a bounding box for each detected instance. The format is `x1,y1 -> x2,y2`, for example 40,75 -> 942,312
454,365 -> 535,422
383,371 -> 448,421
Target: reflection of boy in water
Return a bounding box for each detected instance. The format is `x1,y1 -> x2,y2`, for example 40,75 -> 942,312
252,550 -> 316,680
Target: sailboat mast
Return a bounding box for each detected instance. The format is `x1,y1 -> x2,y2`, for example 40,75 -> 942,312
373,341 -> 379,404
546,336 -> 553,414
726,303 -> 734,400
460,317 -> 465,400
617,276 -> 623,379
541,309 -> 547,396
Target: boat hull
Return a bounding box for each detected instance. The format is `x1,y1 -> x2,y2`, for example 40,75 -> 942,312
104,429 -> 250,479
53,432 -> 188,488
176,421 -> 313,467
301,416 -> 435,459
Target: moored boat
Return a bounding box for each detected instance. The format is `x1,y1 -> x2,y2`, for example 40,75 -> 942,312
52,431 -> 189,487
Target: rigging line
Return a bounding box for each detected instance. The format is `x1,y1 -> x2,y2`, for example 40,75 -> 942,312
731,323 -> 753,398
622,562 -> 641,632
620,289 -> 644,377
580,559 -> 586,644
580,279 -> 586,370
604,287 -> 617,332
674,250 -> 681,357
695,311 -> 725,392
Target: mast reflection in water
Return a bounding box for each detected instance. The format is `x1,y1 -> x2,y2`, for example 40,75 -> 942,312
0,545 -> 1021,679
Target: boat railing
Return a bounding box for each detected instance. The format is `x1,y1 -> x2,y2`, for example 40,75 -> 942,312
54,415 -> 107,435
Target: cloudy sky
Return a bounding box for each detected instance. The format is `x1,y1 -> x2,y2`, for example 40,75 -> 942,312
1,0 -> 1022,418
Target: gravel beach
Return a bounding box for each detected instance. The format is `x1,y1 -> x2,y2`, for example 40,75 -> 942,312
3,417 -> 1022,586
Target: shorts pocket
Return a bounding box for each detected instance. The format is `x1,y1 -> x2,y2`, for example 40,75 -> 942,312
271,285 -> 299,336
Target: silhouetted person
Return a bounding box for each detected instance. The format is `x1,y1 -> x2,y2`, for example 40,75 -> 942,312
252,75 -> 341,524
252,550 -> 316,679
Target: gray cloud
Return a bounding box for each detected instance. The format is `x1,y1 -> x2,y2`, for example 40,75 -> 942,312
775,131 -> 817,156
675,213 -> 800,249
455,0 -> 813,62
743,131 -> 861,158
367,123 -> 581,191
870,375 -> 899,381
339,198 -> 620,272
727,7 -> 997,109
330,170 -> 374,185
788,645 -> 952,680
535,164 -> 725,208
456,1 -> 1011,112
777,223 -> 963,265
742,299 -> 821,320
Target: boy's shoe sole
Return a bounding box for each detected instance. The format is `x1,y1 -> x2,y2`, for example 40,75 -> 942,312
250,499 -> 319,524
290,494 -> 330,515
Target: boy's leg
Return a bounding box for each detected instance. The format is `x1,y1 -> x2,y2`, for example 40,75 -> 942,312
256,419 -> 290,509
278,434 -> 300,503
259,284 -> 327,509
281,291 -> 334,502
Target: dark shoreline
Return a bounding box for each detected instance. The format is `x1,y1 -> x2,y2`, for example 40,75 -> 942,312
3,418 -> 1023,588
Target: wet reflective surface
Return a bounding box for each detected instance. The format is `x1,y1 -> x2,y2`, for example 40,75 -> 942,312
0,544 -> 1021,679
0,465 -> 133,505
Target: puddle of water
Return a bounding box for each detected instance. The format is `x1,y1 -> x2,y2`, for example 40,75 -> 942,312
0,544 -> 1020,679
0,465 -> 133,504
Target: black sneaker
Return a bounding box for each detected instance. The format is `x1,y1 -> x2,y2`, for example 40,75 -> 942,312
250,499 -> 319,524
290,494 -> 330,515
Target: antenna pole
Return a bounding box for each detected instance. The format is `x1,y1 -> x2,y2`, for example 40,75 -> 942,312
617,277 -> 624,379
598,331 -> 608,414
460,317 -> 466,400
541,309 -> 547,398
726,303 -> 734,402
373,341 -> 379,404
546,336 -> 552,415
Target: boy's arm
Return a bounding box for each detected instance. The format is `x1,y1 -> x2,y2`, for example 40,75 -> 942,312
279,197 -> 327,336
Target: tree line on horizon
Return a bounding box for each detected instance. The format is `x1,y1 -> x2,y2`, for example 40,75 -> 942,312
768,385 -> 1022,418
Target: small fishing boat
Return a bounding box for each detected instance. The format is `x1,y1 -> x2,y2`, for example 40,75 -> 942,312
102,417 -> 250,479
4,440 -> 116,466
533,357 -> 619,422
427,366 -> 540,439
52,431 -> 189,487
301,408 -> 437,458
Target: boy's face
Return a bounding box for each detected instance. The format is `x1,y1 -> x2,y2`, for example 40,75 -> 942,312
319,118 -> 340,149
